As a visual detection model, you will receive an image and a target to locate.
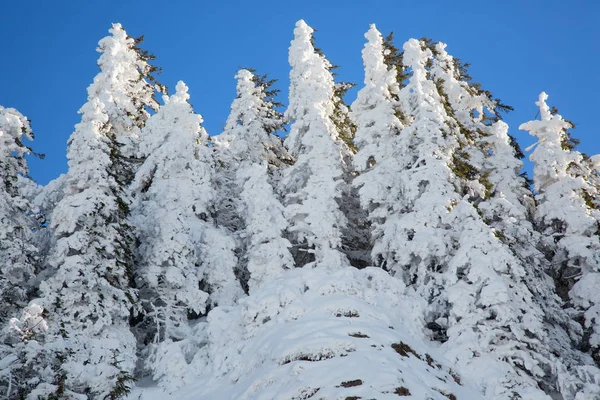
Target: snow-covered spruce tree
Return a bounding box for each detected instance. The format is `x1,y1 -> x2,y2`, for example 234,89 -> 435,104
521,92 -> 600,365
332,79 -> 372,270
0,106 -> 41,398
310,32 -> 370,269
26,23 -> 164,399
211,68 -> 290,259
429,44 -> 600,398
351,24 -> 405,273
211,69 -> 293,292
282,20 -> 350,269
32,98 -> 136,399
130,81 -> 243,391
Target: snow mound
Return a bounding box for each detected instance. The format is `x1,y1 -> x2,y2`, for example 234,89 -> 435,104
131,267 -> 483,400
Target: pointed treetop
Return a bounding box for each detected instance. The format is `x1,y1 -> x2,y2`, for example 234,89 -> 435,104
288,18 -> 328,74
172,80 -> 190,103
222,69 -> 259,132
98,23 -> 134,60
136,80 -> 207,161
432,41 -> 454,74
92,22 -> 163,128
362,24 -> 389,86
519,92 -> 572,140
435,41 -> 448,54
234,69 -> 255,98
108,22 -> 126,38
402,38 -> 431,77
365,23 -> 380,43
351,23 -> 403,161
520,92 -> 577,192
289,20 -> 316,62
285,19 -> 336,154
236,68 -> 254,81
536,92 -> 552,121
294,19 -> 312,37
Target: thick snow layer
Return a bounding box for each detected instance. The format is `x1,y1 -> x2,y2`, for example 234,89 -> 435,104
129,268 -> 483,400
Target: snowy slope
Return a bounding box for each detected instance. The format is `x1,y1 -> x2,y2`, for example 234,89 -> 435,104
130,268 -> 483,400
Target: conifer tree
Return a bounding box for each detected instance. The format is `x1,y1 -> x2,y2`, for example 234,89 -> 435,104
521,93 -> 600,365
214,69 -> 293,292
352,24 -> 405,271
237,163 -> 293,292
27,24 -> 161,399
0,106 -> 38,320
130,81 -> 244,391
7,18 -> 600,400
331,77 -> 371,269
34,98 -> 136,398
212,69 -> 290,250
282,20 -> 349,269
311,32 -> 368,268
0,106 -> 41,398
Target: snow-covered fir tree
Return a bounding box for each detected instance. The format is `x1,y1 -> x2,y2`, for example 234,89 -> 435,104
214,69 -> 290,169
33,97 -> 137,398
24,23 -> 164,399
521,92 -> 600,366
351,24 -> 405,272
0,106 -> 41,398
331,78 -> 371,270
309,31 -> 369,269
214,69 -> 293,292
211,69 -> 292,288
282,20 -> 350,270
237,161 -> 293,292
131,81 -> 244,391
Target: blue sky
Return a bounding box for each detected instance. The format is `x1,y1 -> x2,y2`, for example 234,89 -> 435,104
1,0 -> 598,185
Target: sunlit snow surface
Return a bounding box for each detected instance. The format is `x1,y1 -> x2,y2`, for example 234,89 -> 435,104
130,267 -> 483,400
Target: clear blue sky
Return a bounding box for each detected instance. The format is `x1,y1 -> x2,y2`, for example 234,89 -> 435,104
1,0 -> 598,185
